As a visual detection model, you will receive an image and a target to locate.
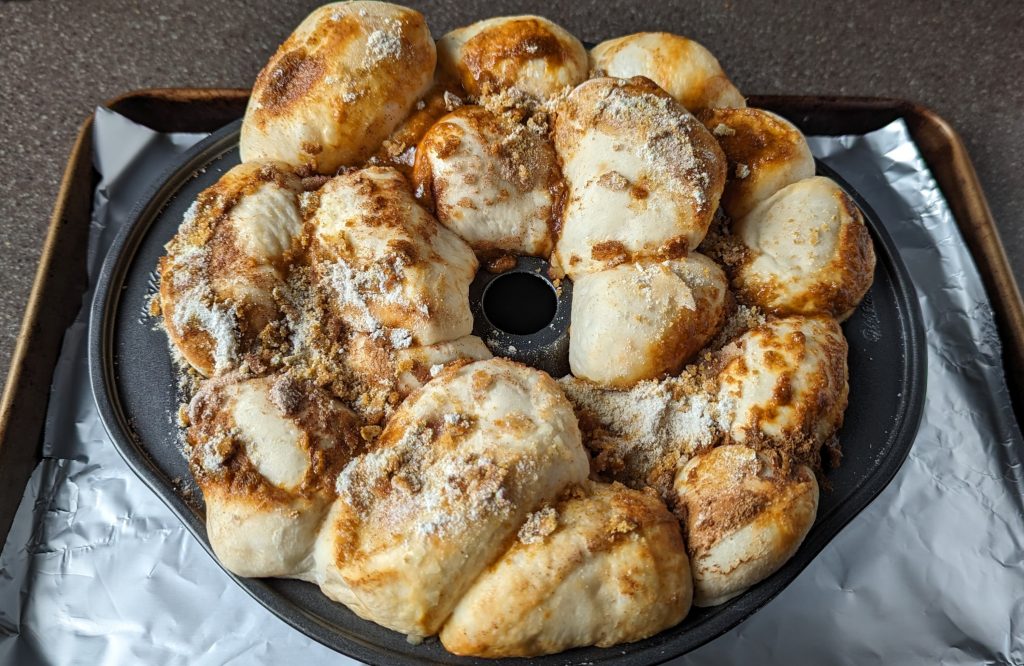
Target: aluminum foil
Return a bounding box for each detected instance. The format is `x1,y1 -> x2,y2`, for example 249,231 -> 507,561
1,109 -> 1021,665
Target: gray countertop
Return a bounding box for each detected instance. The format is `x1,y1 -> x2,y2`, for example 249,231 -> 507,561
0,0 -> 1021,384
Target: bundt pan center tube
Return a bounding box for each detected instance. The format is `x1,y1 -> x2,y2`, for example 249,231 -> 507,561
88,3 -> 927,664
470,256 -> 573,378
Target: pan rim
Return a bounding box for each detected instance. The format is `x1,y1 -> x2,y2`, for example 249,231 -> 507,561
88,118 -> 926,666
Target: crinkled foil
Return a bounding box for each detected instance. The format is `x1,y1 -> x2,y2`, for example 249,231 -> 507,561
1,110 -> 1021,665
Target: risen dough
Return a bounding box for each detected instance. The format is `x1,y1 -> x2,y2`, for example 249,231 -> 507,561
733,176 -> 876,320
240,2 -> 436,173
590,32 -> 745,111
186,373 -> 362,578
553,77 -> 726,278
437,15 -> 588,101
698,107 -> 815,220
716,315 -> 849,461
440,481 -> 692,657
674,444 -> 818,606
159,162 -> 303,376
306,167 -> 478,346
413,105 -> 564,256
311,358 -> 589,638
569,253 -> 729,387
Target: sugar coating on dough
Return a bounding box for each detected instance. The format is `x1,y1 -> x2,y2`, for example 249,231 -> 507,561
311,358 -> 590,638
159,162 -> 304,376
186,373 -> 362,578
307,167 -> 478,346
674,444 -> 818,606
413,105 -> 564,256
553,77 -> 726,278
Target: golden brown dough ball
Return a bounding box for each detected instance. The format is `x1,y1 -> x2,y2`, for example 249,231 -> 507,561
733,176 -> 876,320
716,315 -> 849,461
240,2 -> 436,173
305,167 -> 478,347
440,481 -> 692,657
413,105 -> 564,256
674,444 -> 818,606
569,254 -> 729,388
698,107 -> 815,220
590,32 -> 745,111
186,372 -> 362,578
437,15 -> 588,101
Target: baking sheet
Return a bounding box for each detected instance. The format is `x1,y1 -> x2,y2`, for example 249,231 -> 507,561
0,109 -> 1021,665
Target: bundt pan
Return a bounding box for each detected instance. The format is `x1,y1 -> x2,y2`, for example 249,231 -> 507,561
89,117 -> 926,665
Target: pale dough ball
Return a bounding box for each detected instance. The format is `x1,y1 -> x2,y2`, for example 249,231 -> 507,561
306,167 -> 478,346
674,444 -> 818,606
553,77 -> 726,278
159,162 -> 303,376
569,253 -> 729,387
716,315 -> 849,460
437,15 -> 588,101
440,481 -> 692,657
311,358 -> 589,638
240,2 -> 436,173
186,373 -> 362,578
698,107 -> 815,220
412,105 -> 564,256
590,32 -> 745,111
733,176 -> 876,320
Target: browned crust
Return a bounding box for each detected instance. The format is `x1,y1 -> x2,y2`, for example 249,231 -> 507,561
456,18 -> 583,98
412,104 -> 565,256
719,316 -> 849,467
732,190 -> 877,319
677,446 -> 815,555
186,374 -> 364,509
159,162 -> 302,376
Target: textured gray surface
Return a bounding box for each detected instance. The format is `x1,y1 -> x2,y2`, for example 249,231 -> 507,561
0,0 -> 1021,384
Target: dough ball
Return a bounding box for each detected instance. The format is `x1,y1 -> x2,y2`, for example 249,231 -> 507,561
186,372 -> 362,578
311,358 -> 589,638
159,162 -> 303,376
240,1 -> 436,173
674,444 -> 818,606
413,105 -> 564,256
553,77 -> 726,278
569,253 -> 729,387
306,167 -> 478,346
440,481 -> 691,657
698,107 -> 815,220
590,32 -> 744,111
733,176 -> 876,320
716,315 -> 849,461
437,15 -> 587,101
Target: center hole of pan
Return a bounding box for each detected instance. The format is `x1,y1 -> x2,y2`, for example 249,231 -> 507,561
482,271 -> 558,335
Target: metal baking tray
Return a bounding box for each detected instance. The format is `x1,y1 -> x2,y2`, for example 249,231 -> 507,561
3,88 -> 1019,664
87,105 -> 927,663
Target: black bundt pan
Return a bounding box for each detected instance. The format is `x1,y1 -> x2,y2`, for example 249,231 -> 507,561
89,118 -> 926,665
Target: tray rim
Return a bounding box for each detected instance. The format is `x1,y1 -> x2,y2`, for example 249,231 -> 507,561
88,114 -> 925,665
1,87 -> 1018,653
